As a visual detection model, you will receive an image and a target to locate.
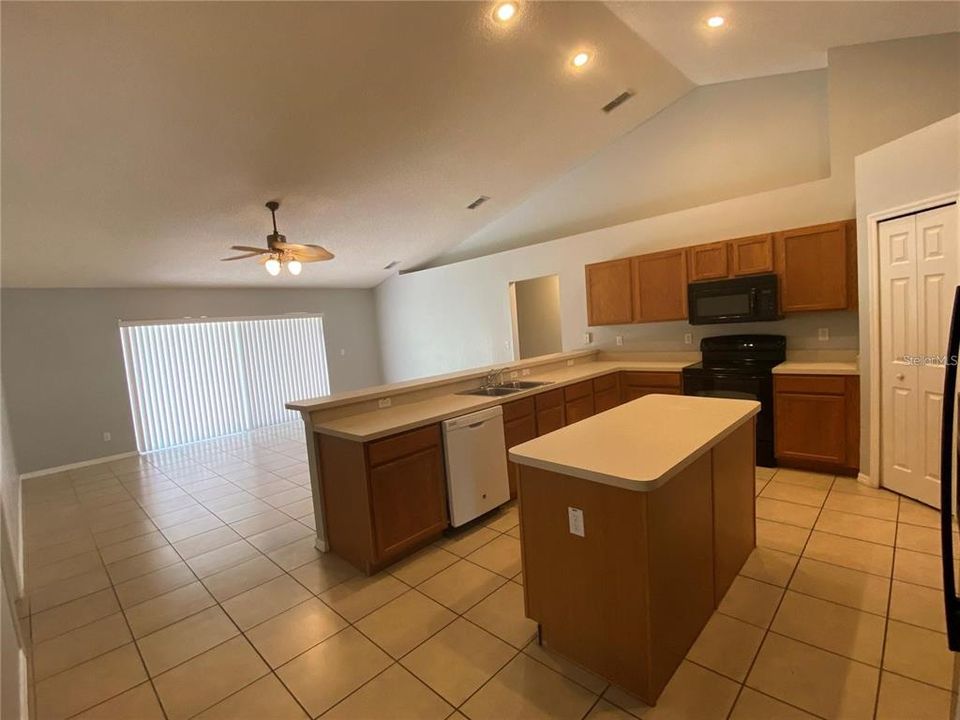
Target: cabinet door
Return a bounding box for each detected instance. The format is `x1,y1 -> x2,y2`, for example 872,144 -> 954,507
775,221 -> 853,312
730,234 -> 774,276
632,250 -> 688,322
594,387 -> 620,412
774,392 -> 847,465
369,445 -> 447,562
536,407 -> 564,436
687,242 -> 729,282
774,375 -> 858,470
504,414 -> 537,498
565,395 -> 595,425
585,259 -> 633,326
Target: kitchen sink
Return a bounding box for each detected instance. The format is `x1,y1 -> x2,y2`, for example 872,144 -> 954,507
498,380 -> 553,389
456,380 -> 554,397
457,386 -> 523,397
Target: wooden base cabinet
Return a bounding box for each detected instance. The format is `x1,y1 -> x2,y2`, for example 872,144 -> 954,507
535,389 -> 565,436
503,398 -> 537,499
563,380 -> 595,425
774,374 -> 859,475
621,372 -> 682,402
593,373 -> 621,413
318,424 -> 448,574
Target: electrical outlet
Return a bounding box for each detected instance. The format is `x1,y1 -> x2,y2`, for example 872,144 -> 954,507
615,335 -> 624,347
684,333 -> 693,345
818,328 -> 830,341
568,507 -> 585,537
510,371 -> 519,380
378,397 -> 392,409
339,348 -> 347,356
102,432 -> 111,442
521,368 -> 531,376
567,359 -> 574,367
583,332 -> 592,345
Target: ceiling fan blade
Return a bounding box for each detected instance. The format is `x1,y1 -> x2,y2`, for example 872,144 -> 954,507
230,245 -> 270,254
220,253 -> 261,261
285,244 -> 335,261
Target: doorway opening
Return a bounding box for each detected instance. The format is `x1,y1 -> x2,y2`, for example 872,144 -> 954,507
509,275 -> 562,360
119,314 -> 330,452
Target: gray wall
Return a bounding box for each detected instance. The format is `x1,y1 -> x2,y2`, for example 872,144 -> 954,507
515,275 -> 562,359
1,288 -> 382,473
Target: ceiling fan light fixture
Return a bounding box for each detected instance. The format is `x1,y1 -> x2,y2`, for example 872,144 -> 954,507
265,257 -> 281,276
287,260 -> 303,276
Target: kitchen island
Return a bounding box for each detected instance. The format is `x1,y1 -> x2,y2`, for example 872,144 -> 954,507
509,394 -> 759,705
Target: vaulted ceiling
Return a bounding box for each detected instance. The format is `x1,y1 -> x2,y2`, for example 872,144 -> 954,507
2,2 -> 956,288
1,1 -> 691,288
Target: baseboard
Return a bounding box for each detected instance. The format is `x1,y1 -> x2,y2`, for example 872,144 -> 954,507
19,451 -> 139,481
857,472 -> 877,489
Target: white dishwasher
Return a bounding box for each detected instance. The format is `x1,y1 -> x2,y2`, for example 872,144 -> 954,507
442,406 -> 510,527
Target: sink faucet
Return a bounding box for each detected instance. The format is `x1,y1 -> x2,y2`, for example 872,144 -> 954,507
482,368 -> 504,389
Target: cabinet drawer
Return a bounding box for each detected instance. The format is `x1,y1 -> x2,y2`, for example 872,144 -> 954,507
565,395 -> 595,425
535,388 -> 565,411
774,375 -> 847,396
537,407 -> 565,436
564,380 -> 593,402
622,372 -> 682,389
593,373 -> 618,392
594,387 -> 620,413
367,424 -> 441,467
502,396 -> 535,423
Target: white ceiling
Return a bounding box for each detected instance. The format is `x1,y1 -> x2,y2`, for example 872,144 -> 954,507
1,1 -> 691,288
608,1 -> 960,85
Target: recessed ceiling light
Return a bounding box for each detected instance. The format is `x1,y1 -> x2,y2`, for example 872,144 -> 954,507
571,51 -> 591,68
706,15 -> 725,28
494,2 -> 517,23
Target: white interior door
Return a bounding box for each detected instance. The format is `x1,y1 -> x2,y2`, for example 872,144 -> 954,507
880,204 -> 958,507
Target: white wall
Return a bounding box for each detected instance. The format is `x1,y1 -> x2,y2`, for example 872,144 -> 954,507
854,113 -> 960,476
1,288 -> 383,473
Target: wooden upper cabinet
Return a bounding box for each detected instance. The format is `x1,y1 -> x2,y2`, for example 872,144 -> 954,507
632,250 -> 688,323
775,221 -> 855,313
585,259 -> 633,326
687,242 -> 729,282
730,234 -> 774,276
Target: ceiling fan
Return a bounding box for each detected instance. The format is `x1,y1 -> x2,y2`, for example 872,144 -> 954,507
221,201 -> 334,276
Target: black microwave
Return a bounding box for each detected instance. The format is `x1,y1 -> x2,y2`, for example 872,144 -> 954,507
687,274 -> 781,325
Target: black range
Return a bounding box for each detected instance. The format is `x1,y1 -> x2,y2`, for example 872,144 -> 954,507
682,334 -> 786,467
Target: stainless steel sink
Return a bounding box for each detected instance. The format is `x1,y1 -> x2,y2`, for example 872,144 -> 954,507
498,380 -> 554,389
456,380 -> 554,397
457,386 -> 523,397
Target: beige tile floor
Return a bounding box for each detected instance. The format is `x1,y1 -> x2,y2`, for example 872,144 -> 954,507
18,425 -> 960,720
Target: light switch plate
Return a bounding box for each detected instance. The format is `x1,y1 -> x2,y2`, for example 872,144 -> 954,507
583,332 -> 592,345
568,507 -> 585,537
684,333 -> 693,345
818,328 -> 829,341
521,368 -> 531,376
378,398 -> 392,409
615,335 -> 624,346
567,359 -> 575,367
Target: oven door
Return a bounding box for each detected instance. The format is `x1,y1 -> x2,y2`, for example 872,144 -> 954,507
683,371 -> 775,466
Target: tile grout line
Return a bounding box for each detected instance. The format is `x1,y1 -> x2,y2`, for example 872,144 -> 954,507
724,470 -> 837,720
873,495 -> 901,720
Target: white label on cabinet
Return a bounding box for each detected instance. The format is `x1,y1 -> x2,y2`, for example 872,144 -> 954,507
568,507 -> 585,537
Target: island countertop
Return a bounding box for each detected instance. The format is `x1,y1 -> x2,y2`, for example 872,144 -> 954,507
509,394 -> 759,492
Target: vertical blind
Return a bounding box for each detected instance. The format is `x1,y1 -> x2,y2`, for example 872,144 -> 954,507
120,314 -> 329,452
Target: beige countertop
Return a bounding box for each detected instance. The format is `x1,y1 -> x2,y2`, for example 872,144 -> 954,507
772,360 -> 859,376
508,394 -> 760,492
312,359 -> 695,442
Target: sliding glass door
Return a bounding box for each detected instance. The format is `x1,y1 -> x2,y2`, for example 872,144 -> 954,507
119,314 -> 329,452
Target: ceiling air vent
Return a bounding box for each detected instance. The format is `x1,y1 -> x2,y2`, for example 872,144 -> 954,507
602,90 -> 634,114
466,196 -> 490,210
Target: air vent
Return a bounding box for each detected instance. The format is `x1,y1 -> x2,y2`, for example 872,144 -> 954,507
384,260 -> 399,270
602,90 -> 634,114
467,196 -> 490,210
